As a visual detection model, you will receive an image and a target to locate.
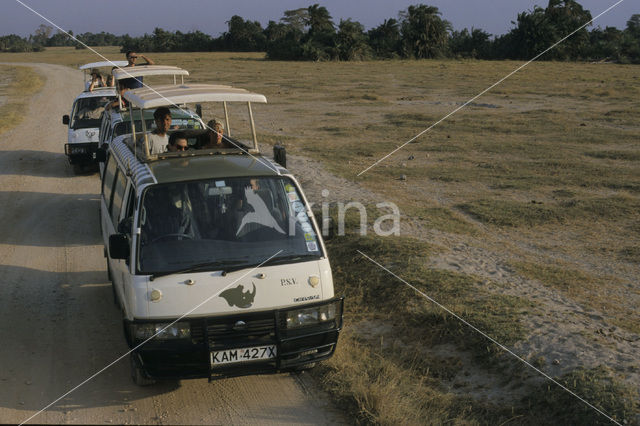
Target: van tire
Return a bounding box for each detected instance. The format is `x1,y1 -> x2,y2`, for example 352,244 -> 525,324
130,354 -> 156,386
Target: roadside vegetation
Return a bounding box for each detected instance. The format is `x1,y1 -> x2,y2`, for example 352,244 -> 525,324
3,2 -> 640,63
1,49 -> 637,423
0,65 -> 43,135
310,211 -> 637,424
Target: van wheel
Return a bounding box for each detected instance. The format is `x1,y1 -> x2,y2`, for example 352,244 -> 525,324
130,354 -> 156,386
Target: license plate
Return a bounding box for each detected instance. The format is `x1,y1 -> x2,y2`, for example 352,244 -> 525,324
211,345 -> 277,366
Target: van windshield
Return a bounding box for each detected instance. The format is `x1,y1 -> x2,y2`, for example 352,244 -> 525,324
71,96 -> 115,129
137,176 -> 322,274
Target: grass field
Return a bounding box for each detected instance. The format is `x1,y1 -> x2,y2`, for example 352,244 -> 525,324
1,47 -> 638,424
0,65 -> 44,135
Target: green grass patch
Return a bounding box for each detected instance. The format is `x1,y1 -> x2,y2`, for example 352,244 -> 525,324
584,150 -> 640,161
0,65 -> 44,135
525,366 -> 638,425
458,200 -> 563,227
512,261 -> 639,334
458,196 -> 640,227
618,246 -> 640,264
405,205 -> 479,236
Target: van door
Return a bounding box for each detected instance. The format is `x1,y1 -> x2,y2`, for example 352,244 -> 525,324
113,183 -> 135,312
107,167 -> 130,310
101,155 -> 118,245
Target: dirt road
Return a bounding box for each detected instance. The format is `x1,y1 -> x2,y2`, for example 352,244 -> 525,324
0,63 -> 344,425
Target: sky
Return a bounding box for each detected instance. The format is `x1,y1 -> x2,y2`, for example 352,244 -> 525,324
3,0 -> 637,38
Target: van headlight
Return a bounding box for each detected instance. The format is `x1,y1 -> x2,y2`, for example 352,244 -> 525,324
131,322 -> 190,340
285,302 -> 339,329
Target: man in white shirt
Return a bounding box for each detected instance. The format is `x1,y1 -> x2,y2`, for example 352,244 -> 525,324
148,107 -> 171,155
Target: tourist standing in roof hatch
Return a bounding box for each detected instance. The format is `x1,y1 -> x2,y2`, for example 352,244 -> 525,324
121,50 -> 155,89
148,107 -> 172,155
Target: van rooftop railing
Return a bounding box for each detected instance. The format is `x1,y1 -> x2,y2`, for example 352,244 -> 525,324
79,60 -> 129,91
79,61 -> 129,70
112,65 -> 190,110
124,84 -> 267,109
122,83 -> 268,162
112,65 -> 189,83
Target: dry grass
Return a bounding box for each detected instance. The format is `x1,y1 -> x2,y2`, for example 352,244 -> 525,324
511,261 -> 640,334
0,65 -> 44,135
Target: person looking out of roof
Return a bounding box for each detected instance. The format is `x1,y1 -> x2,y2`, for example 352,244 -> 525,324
121,50 -> 154,89
148,107 -> 172,155
202,119 -> 229,149
107,66 -> 117,87
106,81 -> 130,110
88,69 -> 105,92
167,132 -> 189,152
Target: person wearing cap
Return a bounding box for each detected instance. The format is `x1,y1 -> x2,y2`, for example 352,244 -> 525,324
202,119 -> 230,149
87,69 -> 106,92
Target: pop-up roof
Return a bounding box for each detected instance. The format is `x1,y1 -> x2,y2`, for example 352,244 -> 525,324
79,61 -> 129,70
121,83 -> 268,160
112,65 -> 189,82
123,84 -> 267,109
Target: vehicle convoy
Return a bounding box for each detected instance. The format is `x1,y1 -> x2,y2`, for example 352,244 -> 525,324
97,84 -> 343,384
62,62 -> 126,173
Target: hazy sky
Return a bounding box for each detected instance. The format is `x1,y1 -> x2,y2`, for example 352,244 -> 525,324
4,0 -> 637,38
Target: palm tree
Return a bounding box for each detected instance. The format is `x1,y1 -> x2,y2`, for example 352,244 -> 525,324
399,5 -> 451,59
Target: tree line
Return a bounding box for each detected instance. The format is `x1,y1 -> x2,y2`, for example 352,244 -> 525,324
2,1 -> 640,63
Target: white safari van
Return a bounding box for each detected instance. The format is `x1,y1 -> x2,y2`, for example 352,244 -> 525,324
97,84 -> 343,384
62,61 -> 126,173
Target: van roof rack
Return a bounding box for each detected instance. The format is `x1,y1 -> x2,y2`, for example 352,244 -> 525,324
79,61 -> 129,70
124,84 -> 267,109
121,83 -> 267,162
112,65 -> 189,82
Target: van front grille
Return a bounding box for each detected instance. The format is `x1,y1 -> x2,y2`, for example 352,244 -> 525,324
190,314 -> 276,349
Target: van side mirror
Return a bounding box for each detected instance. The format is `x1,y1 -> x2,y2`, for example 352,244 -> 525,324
109,234 -> 130,260
195,103 -> 202,118
118,217 -> 133,235
95,146 -> 107,162
62,115 -> 69,125
273,143 -> 286,168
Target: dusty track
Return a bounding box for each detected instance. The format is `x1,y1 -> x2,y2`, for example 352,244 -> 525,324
0,63 -> 344,425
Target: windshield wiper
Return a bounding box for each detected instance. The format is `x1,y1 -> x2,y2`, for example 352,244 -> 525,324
150,259 -> 247,280
261,254 -> 321,267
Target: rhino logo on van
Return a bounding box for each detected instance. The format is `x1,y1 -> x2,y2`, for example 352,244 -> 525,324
219,283 -> 256,309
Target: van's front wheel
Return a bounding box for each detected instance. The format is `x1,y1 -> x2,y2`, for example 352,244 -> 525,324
130,354 -> 156,386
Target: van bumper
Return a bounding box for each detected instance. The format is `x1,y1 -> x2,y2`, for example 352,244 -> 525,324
65,142 -> 98,164
125,297 -> 344,381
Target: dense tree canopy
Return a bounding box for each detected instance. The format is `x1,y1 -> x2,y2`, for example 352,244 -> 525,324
399,5 -> 451,58
2,2 -> 640,63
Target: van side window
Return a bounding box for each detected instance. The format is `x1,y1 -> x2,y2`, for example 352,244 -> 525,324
124,185 -> 135,219
106,124 -> 113,144
102,156 -> 117,201
111,169 -> 127,225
